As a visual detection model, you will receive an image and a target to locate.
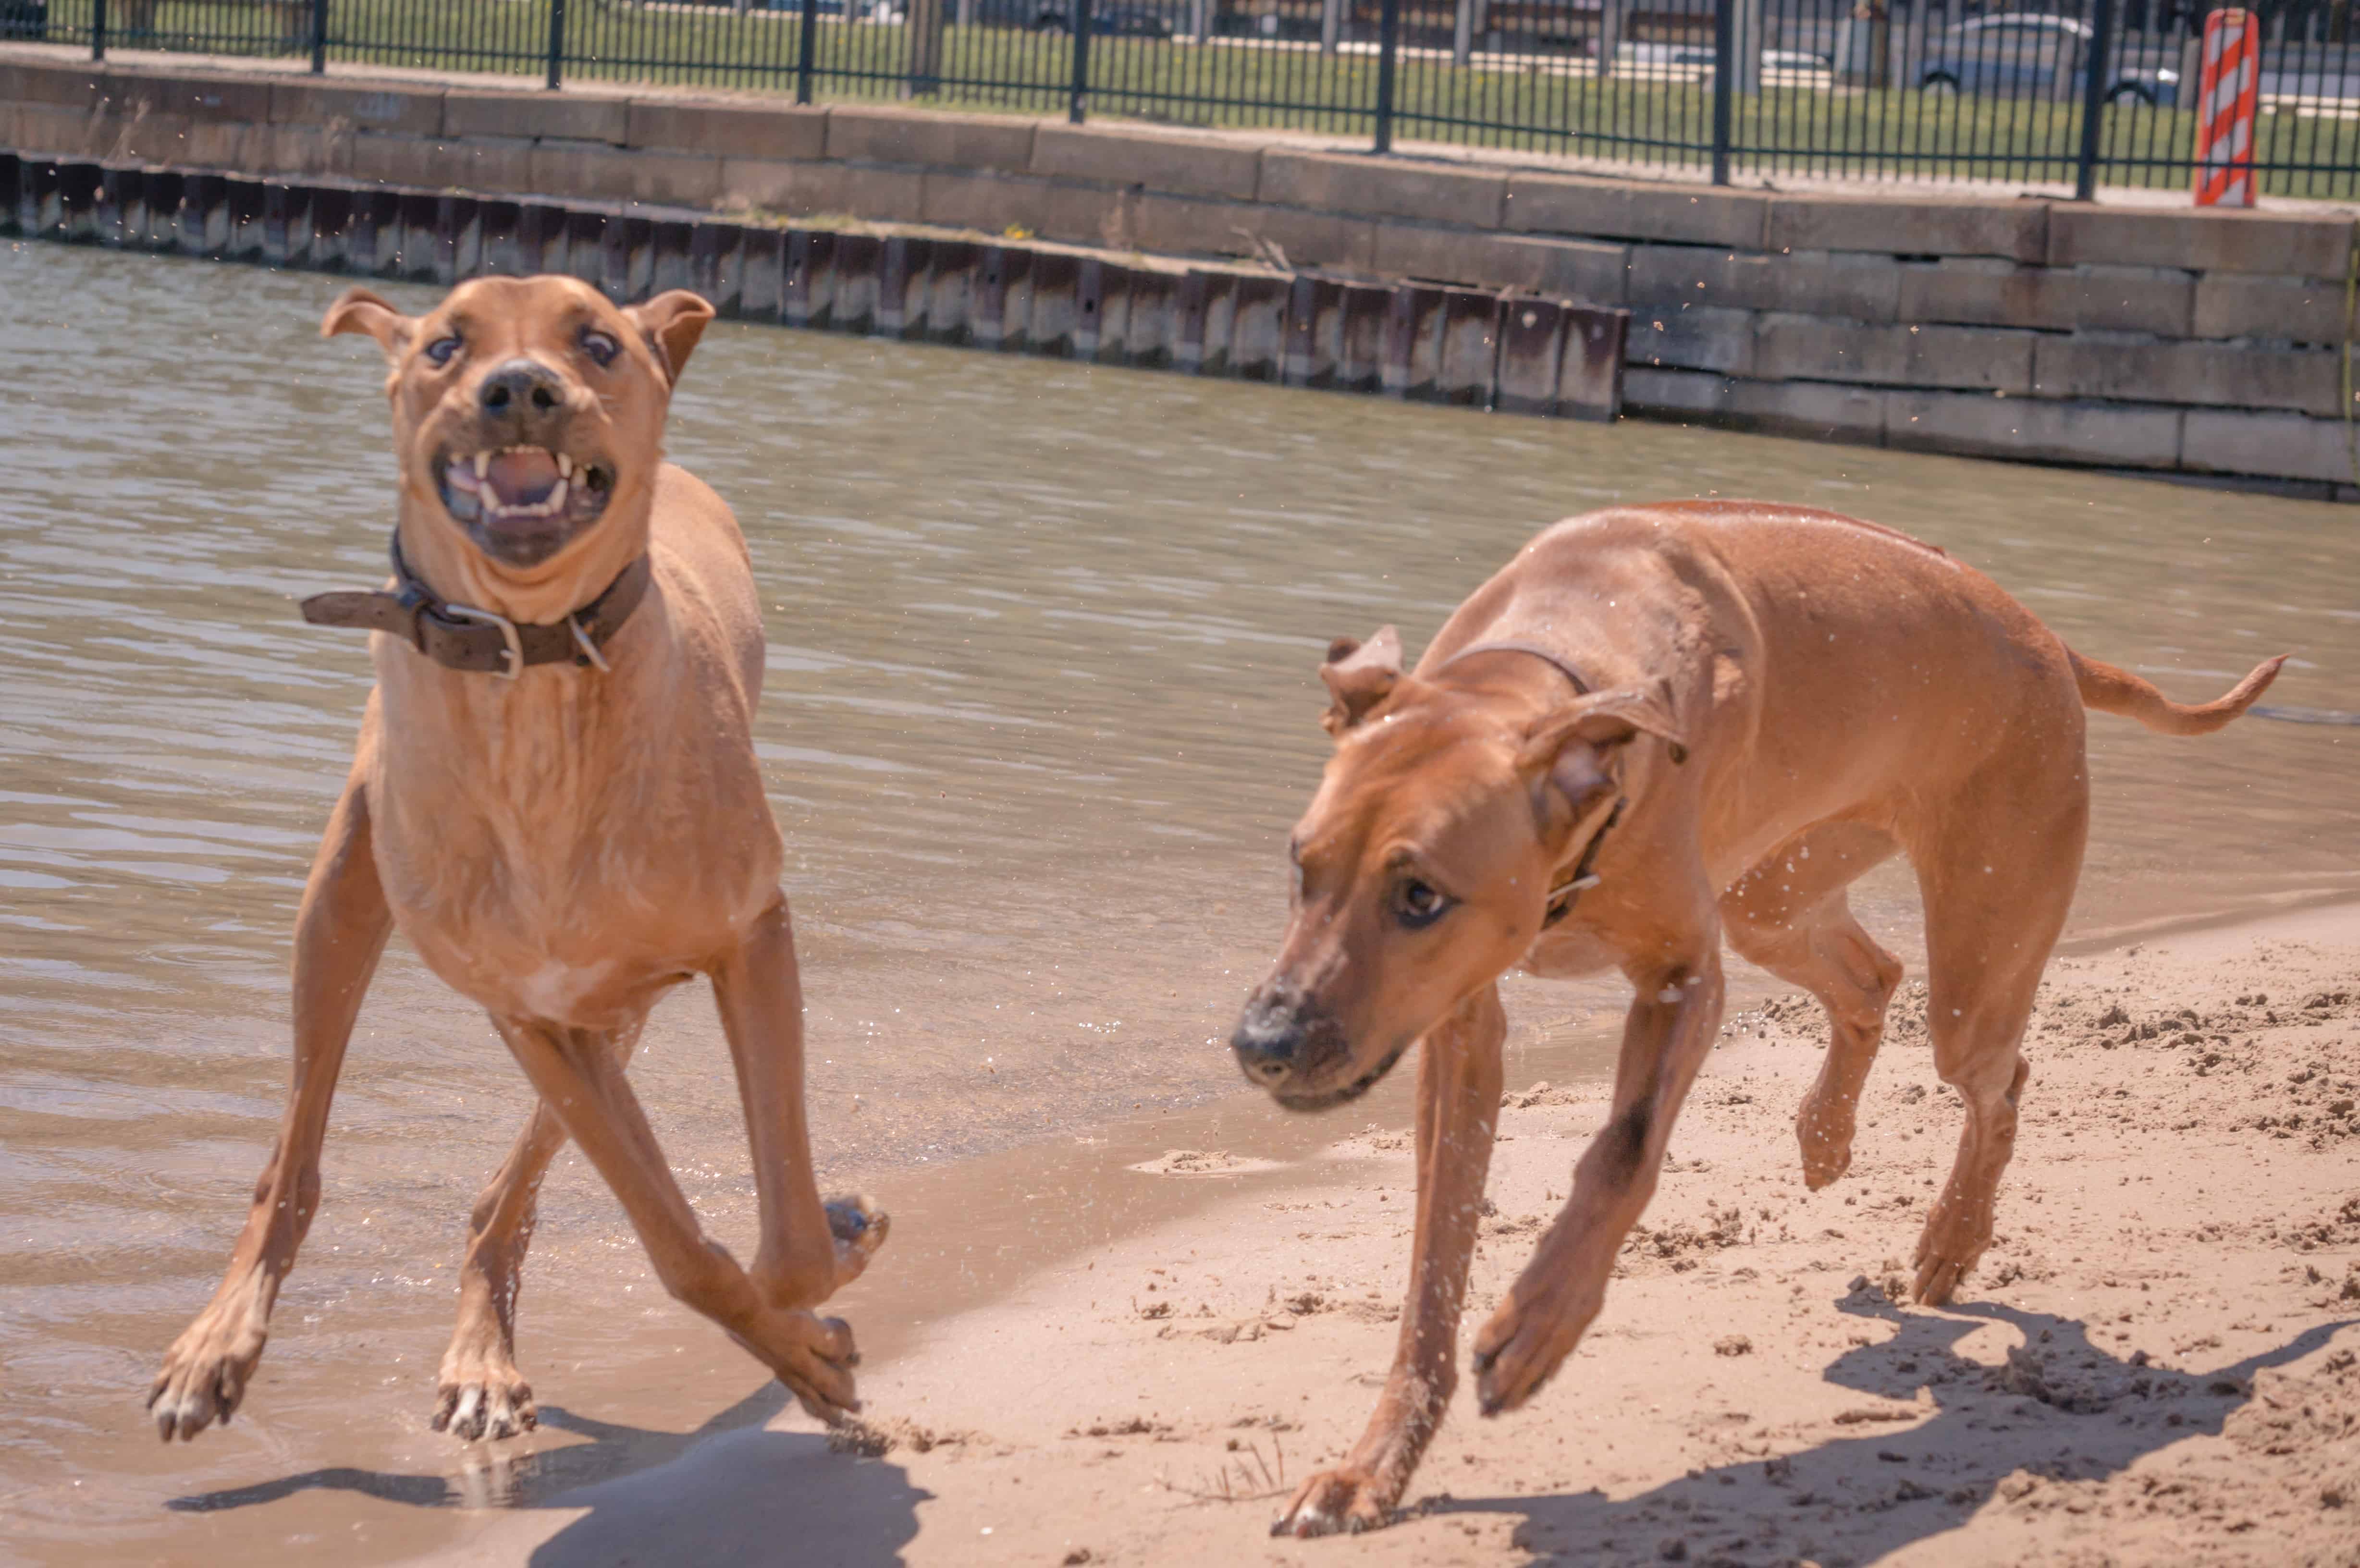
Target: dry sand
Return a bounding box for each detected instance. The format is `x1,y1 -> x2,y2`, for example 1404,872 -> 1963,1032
430,906 -> 2360,1568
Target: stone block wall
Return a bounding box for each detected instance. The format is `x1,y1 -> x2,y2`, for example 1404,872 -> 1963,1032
4,47 -> 2354,495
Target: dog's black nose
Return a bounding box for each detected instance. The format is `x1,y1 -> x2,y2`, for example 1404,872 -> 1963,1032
1230,989 -> 1304,1087
479,359 -> 565,417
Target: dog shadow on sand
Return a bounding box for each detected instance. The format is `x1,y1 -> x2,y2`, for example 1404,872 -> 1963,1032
1434,1292 -> 2354,1568
165,1382 -> 928,1565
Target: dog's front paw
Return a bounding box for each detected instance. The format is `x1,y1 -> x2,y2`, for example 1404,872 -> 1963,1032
1471,1291 -> 1581,1417
1909,1179 -> 1998,1306
1270,1468 -> 1395,1537
1794,1091 -> 1858,1190
735,1308 -> 863,1423
825,1195 -> 889,1291
148,1289 -> 270,1442
433,1359 -> 537,1442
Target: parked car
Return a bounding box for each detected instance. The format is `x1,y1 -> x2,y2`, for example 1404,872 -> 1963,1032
1028,3 -> 1174,35
1919,15 -> 2179,105
752,0 -> 905,20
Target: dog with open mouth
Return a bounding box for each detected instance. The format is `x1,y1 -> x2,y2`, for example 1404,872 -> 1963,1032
1231,502 -> 2284,1536
148,275 -> 886,1444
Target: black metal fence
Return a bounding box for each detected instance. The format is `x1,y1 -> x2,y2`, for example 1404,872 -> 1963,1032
20,0 -> 2360,196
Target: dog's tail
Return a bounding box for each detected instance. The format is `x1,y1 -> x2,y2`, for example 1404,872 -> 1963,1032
2067,646 -> 2288,737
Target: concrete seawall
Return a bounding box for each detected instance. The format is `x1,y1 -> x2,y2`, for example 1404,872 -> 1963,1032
6,47 -> 2357,496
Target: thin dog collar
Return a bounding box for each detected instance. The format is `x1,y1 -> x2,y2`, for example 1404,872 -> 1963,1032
1438,638 -> 1618,927
1437,637 -> 1591,697
298,530 -> 651,680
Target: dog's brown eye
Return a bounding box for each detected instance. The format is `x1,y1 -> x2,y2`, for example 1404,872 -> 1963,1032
423,336 -> 461,367
1392,878 -> 1451,930
581,330 -> 621,368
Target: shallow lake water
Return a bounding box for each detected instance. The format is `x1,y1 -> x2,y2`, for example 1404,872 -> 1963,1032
1,239 -> 2354,1563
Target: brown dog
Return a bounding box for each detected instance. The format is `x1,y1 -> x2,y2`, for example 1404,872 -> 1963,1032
1231,502 -> 2282,1535
148,276 -> 885,1443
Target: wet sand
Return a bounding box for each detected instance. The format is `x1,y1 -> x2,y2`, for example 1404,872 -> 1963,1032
424,903 -> 2360,1568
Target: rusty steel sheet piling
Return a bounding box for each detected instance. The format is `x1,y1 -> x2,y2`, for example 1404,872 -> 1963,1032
1028,250 -> 1081,359
184,173 -> 229,257
310,184 -> 352,272
833,232 -> 882,335
224,177 -> 265,263
1437,289 -> 1503,407
690,222 -> 738,316
58,160 -> 99,244
1495,295 -> 1567,417
1283,275 -> 1340,390
1227,274 -> 1288,383
787,228 -> 839,331
1121,266 -> 1177,368
562,208 -> 607,288
478,199 -> 523,277
1173,269 -> 1212,375
923,239 -> 978,345
739,228 -> 787,322
1560,305 -> 1629,423
878,233 -> 930,340
10,159 -> 1629,427
141,169 -> 182,252
650,219 -> 693,296
974,242 -> 1031,352
518,202 -> 567,278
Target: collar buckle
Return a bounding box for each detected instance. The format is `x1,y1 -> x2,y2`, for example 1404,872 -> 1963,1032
441,603 -> 525,680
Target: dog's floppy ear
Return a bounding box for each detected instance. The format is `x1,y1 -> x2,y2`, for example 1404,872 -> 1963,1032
1320,626 -> 1403,737
1519,687 -> 1687,838
320,286 -> 413,359
1519,687 -> 1687,770
626,290 -> 716,386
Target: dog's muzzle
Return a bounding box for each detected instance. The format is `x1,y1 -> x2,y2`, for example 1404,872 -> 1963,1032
1230,981 -> 1358,1104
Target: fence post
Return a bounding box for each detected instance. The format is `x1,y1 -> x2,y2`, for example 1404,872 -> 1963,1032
2073,0 -> 2117,200
309,0 -> 327,72
1374,0 -> 1400,152
544,0 -> 566,90
905,0 -> 945,96
91,0 -> 105,61
1069,0 -> 1094,123
798,0 -> 819,103
1710,0 -> 1733,184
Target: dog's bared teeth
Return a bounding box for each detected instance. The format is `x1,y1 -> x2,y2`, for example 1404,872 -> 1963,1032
473,452 -> 491,479
556,453 -> 573,479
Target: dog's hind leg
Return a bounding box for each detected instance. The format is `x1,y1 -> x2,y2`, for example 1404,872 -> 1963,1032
1905,765 -> 2086,1306
1274,984 -> 1504,1538
711,899 -> 886,1316
1721,821 -> 1904,1191
149,768 -> 393,1441
491,1005 -> 865,1420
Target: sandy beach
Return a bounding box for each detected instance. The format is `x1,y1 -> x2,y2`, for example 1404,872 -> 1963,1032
415,903 -> 2360,1568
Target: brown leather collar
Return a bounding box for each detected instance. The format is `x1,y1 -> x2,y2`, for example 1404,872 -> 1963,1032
1437,637 -> 1591,698
299,531 -> 651,678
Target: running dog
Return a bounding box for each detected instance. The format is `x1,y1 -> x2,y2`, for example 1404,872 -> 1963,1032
1230,502 -> 2283,1534
149,276 -> 885,1443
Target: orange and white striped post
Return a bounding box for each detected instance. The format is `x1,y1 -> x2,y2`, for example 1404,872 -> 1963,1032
2192,7 -> 2261,208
